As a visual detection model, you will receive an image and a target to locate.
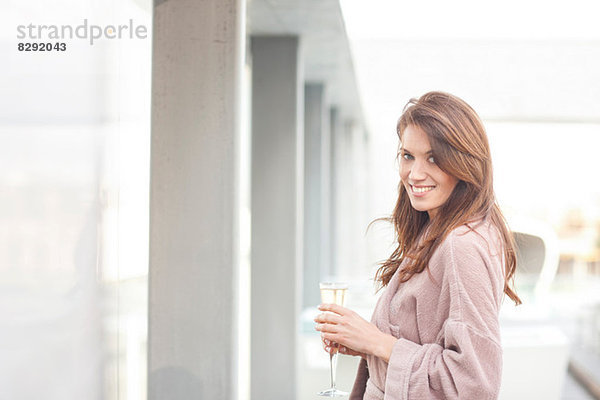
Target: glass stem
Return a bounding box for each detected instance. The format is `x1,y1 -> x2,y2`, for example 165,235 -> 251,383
330,351 -> 338,389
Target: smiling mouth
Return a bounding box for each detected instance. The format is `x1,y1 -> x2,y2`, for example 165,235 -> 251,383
410,185 -> 435,194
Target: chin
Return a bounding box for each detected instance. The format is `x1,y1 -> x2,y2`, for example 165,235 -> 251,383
409,202 -> 430,213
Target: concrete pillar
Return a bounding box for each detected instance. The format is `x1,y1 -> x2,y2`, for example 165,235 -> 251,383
334,119 -> 354,278
329,107 -> 341,276
250,36 -> 303,400
148,1 -> 246,400
332,118 -> 370,280
351,123 -> 370,279
320,94 -> 332,288
303,83 -> 331,307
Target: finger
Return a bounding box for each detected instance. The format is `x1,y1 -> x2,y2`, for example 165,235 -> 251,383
339,346 -> 360,357
320,332 -> 338,343
321,337 -> 333,349
318,303 -> 347,314
323,342 -> 334,354
315,323 -> 338,333
314,312 -> 342,324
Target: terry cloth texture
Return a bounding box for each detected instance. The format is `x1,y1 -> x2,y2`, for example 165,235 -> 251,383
350,219 -> 505,400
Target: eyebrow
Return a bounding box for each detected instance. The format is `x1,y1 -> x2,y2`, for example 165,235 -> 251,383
401,148 -> 433,155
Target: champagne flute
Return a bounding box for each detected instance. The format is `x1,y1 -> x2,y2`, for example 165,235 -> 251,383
318,282 -> 349,397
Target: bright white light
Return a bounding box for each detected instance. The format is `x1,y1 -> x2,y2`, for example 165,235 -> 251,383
340,0 -> 600,40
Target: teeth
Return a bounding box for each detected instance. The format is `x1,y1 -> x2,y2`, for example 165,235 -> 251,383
412,186 -> 434,193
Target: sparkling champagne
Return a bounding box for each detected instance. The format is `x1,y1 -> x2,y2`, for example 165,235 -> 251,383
318,282 -> 349,397
320,286 -> 347,306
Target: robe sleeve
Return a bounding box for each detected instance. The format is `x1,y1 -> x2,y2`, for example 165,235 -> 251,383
349,357 -> 369,399
383,231 -> 504,400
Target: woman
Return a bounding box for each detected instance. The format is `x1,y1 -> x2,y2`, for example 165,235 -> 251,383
314,91 -> 521,399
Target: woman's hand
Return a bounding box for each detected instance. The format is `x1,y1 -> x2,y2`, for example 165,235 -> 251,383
314,303 -> 397,362
320,335 -> 366,358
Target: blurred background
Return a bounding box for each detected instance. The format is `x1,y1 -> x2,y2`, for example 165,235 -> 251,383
2,0 -> 600,399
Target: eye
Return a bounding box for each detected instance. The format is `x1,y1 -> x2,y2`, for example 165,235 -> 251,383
402,153 -> 414,160
427,155 -> 435,163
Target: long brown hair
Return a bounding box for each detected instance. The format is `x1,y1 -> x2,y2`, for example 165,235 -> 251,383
375,91 -> 521,305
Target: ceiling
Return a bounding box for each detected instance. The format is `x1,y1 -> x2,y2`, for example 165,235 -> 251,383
247,0 -> 365,127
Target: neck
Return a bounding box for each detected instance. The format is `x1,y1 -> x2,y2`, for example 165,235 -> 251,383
427,209 -> 438,220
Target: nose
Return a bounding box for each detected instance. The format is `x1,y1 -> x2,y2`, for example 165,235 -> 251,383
408,159 -> 427,181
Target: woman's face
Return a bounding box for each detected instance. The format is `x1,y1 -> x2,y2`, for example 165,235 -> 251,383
399,124 -> 459,220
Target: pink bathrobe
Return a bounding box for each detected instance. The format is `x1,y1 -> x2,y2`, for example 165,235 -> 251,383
350,219 -> 505,400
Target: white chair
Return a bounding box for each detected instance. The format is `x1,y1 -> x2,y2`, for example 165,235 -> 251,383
499,218 -> 569,400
